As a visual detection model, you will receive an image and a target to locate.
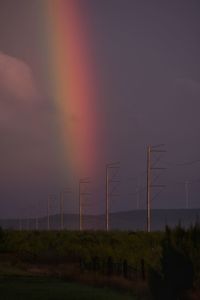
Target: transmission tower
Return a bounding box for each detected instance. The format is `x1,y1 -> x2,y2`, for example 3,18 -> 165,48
185,180 -> 189,209
60,189 -> 71,230
19,219 -> 22,231
146,144 -> 166,232
47,194 -> 56,230
35,216 -> 39,231
105,162 -> 120,231
79,178 -> 91,231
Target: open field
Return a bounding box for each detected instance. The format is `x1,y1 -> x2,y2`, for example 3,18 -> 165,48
0,225 -> 199,299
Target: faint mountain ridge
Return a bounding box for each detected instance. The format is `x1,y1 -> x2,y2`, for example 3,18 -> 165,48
0,209 -> 199,231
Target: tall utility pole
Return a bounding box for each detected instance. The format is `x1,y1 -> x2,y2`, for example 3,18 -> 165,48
47,195 -> 50,231
106,166 -> 109,231
19,219 -> 22,231
35,216 -> 38,230
146,145 -> 151,232
60,189 -> 71,230
26,218 -> 29,231
60,191 -> 64,230
136,178 -> 140,210
79,178 -> 91,231
105,162 -> 120,231
47,194 -> 57,230
146,144 -> 166,232
35,201 -> 39,230
185,180 -> 189,209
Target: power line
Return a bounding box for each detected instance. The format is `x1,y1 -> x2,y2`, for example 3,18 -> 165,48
165,159 -> 200,167
166,179 -> 200,185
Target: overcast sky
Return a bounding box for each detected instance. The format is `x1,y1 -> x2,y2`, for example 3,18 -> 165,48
0,0 -> 200,218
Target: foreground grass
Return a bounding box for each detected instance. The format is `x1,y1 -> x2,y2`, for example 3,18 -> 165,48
0,277 -> 136,300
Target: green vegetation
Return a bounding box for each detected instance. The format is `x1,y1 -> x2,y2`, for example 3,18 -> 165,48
0,225 -> 199,299
148,225 -> 200,300
0,229 -> 163,268
0,277 -> 135,300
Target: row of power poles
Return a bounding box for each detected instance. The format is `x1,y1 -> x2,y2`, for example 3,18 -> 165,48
20,144 -> 198,232
46,163 -> 120,232
25,145 -> 165,232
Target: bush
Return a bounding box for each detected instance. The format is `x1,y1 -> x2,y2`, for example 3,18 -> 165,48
149,227 -> 195,300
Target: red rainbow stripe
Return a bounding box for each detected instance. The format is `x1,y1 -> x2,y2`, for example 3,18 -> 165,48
45,0 -> 99,177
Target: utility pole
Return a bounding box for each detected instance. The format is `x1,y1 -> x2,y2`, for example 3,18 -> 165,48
79,181 -> 82,231
26,218 -> 29,231
47,195 -> 51,231
146,144 -> 166,232
47,196 -> 50,230
147,145 -> 151,232
60,189 -> 71,230
136,178 -> 140,210
185,180 -> 189,209
19,219 -> 22,231
79,178 -> 91,231
47,194 -> 56,230
60,191 -> 64,230
35,216 -> 38,230
35,201 -> 39,230
105,162 -> 120,231
106,166 -> 109,231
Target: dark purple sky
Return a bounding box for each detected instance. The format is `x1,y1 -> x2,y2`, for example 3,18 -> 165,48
0,0 -> 200,218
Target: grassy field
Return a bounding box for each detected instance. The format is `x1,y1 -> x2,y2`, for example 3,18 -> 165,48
0,227 -> 199,299
0,277 -> 136,300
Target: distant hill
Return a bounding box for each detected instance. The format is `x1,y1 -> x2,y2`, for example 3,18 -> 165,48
0,209 -> 200,231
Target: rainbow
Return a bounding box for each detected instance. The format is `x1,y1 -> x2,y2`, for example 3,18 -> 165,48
44,0 -> 99,177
